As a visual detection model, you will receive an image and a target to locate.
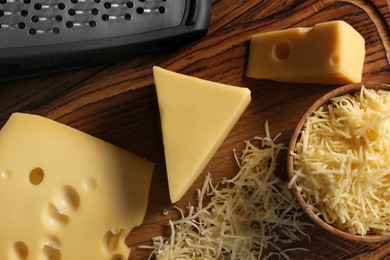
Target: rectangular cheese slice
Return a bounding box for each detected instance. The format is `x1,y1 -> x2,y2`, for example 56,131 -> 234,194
153,66 -> 251,203
0,113 -> 154,260
247,20 -> 366,84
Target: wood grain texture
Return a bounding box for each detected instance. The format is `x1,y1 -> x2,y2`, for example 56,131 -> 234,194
1,0 -> 390,259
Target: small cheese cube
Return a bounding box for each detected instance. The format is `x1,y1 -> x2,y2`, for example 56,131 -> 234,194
247,20 -> 366,84
153,66 -> 251,203
0,113 -> 154,259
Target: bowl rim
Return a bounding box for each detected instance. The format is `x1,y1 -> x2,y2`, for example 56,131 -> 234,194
287,82 -> 390,243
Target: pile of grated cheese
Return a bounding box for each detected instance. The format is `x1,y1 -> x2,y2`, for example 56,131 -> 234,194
291,86 -> 390,236
142,123 -> 311,259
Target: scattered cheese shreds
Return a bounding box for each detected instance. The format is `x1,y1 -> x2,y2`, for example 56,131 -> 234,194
141,123 -> 311,259
292,86 -> 390,236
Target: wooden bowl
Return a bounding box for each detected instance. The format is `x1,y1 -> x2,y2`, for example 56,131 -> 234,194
287,82 -> 390,242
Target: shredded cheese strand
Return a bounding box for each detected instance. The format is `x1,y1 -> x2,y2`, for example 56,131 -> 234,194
292,86 -> 390,235
142,123 -> 311,259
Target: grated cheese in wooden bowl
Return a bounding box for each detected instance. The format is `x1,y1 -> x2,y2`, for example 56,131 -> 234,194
288,83 -> 390,241
141,122 -> 311,259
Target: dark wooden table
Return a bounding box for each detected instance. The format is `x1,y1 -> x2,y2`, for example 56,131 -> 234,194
1,0 -> 390,259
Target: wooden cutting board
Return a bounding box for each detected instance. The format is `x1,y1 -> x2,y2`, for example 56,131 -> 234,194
1,0 -> 390,259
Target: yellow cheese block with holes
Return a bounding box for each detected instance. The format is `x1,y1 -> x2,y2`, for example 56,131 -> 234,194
0,113 -> 154,259
153,66 -> 251,203
247,20 -> 365,84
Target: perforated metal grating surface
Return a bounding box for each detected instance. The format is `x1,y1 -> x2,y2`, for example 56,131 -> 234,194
0,0 -> 186,47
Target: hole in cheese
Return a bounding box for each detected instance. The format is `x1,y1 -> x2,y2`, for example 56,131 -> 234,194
9,241 -> 29,260
103,229 -> 126,253
81,177 -> 97,192
29,167 -> 44,185
52,185 -> 80,215
1,169 -> 11,180
43,203 -> 69,230
273,41 -> 290,60
41,242 -> 61,260
331,54 -> 341,65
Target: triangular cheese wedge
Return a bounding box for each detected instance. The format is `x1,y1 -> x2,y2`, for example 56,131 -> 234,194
153,66 -> 251,203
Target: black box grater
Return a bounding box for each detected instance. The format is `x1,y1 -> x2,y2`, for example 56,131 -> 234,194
0,0 -> 211,80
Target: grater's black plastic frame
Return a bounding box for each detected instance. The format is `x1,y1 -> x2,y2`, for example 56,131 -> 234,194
0,0 -> 211,81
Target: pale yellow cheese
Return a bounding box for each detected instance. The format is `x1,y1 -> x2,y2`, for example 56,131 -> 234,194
291,87 -> 390,235
247,20 -> 366,84
153,66 -> 251,203
143,123 -> 311,259
0,113 -> 154,259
